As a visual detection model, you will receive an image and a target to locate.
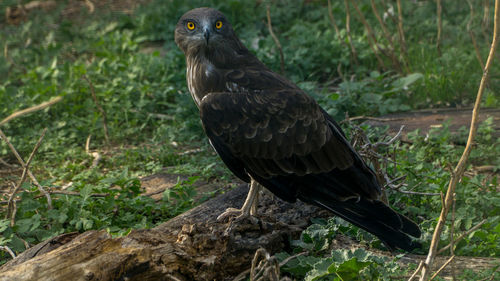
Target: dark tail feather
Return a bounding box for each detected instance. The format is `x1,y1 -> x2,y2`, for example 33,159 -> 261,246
312,198 -> 421,252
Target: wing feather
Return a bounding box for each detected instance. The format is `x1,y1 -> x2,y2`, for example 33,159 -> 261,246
200,89 -> 355,179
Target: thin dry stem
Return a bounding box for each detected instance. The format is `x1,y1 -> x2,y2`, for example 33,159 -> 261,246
418,1 -> 500,280
84,0 -> 94,13
396,0 -> 408,59
0,96 -> 63,126
436,0 -> 443,56
6,128 -> 47,226
468,0 -> 485,69
370,0 -> 402,72
349,0 -> 386,69
343,0 -> 359,65
449,194 -> 457,280
327,0 -> 341,40
340,115 -> 405,124
429,255 -> 455,281
0,129 -> 52,209
408,261 -> 424,281
0,246 -> 16,259
85,135 -> 102,168
266,5 -> 285,75
328,0 -> 353,66
436,218 -> 488,255
82,75 -> 110,145
0,190 -> 109,205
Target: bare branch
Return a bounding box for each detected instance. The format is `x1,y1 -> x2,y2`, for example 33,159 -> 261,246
429,255 -> 455,280
419,1 -> 500,280
0,129 -> 52,209
0,96 -> 62,127
6,128 -> 47,226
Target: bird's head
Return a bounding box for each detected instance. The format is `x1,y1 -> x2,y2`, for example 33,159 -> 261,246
175,7 -> 238,57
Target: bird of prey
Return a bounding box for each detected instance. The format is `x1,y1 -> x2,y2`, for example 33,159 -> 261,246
174,7 -> 421,251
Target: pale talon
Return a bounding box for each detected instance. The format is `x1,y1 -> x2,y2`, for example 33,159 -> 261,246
216,207 -> 241,221
216,180 -> 262,229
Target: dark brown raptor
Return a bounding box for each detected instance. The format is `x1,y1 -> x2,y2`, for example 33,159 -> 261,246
174,7 -> 421,251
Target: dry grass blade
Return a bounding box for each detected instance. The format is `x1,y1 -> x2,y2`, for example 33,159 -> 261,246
418,1 -> 500,280
266,5 -> 285,75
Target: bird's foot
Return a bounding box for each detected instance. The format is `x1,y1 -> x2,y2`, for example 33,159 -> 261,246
217,207 -> 259,236
217,207 -> 258,224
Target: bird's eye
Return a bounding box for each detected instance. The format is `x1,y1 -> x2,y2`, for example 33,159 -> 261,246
215,20 -> 223,29
186,21 -> 195,30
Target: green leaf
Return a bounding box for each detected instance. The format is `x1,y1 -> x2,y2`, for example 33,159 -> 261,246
391,73 -> 423,90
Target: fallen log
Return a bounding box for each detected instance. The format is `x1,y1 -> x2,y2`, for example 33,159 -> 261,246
0,185 -> 497,280
0,185 -> 327,281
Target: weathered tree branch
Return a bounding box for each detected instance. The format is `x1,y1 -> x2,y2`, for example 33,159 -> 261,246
418,1 -> 500,280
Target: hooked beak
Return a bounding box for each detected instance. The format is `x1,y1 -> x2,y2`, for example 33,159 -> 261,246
203,27 -> 210,45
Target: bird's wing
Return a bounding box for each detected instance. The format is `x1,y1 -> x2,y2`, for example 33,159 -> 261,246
199,88 -> 355,178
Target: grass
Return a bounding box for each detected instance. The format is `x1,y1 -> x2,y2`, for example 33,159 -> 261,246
0,0 -> 499,279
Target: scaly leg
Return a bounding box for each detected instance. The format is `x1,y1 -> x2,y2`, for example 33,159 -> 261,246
217,178 -> 261,221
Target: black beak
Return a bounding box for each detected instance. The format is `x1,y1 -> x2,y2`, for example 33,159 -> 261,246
203,28 -> 210,45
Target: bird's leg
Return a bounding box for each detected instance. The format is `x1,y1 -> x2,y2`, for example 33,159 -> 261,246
217,178 -> 261,221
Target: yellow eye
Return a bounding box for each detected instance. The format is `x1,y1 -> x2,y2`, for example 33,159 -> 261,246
215,20 -> 223,29
187,21 -> 195,30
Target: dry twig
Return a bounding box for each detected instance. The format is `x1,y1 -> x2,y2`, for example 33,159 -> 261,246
84,0 -> 95,13
340,115 -> 404,124
328,0 -> 353,66
0,190 -> 109,205
429,255 -> 455,280
436,218 -> 488,255
0,246 -> 16,259
82,75 -> 110,145
85,135 -> 102,168
370,0 -> 402,72
408,261 -> 424,281
0,129 -> 52,209
6,128 -> 47,226
349,0 -> 386,69
468,0 -> 485,69
418,1 -> 500,280
343,0 -> 359,65
436,0 -> 443,56
266,5 -> 285,75
396,0 -> 408,59
0,96 -> 63,126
